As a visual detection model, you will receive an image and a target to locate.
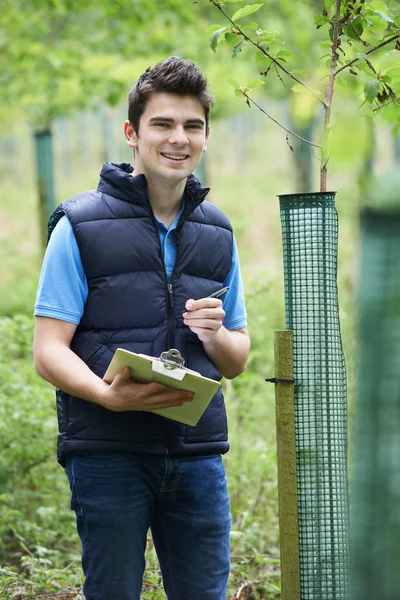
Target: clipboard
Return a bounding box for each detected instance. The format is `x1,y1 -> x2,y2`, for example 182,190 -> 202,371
103,348 -> 221,426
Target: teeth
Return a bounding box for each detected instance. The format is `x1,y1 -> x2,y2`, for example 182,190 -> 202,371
162,154 -> 188,161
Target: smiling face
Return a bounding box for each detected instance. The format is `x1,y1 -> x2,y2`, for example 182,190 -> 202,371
124,92 -> 210,186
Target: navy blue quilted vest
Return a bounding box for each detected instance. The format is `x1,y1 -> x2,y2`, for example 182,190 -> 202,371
48,163 -> 234,466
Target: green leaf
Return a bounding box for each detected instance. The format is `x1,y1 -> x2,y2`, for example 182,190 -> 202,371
364,79 -> 381,103
336,75 -> 348,88
207,24 -> 225,36
314,14 -> 329,26
209,27 -> 228,53
255,51 -> 273,70
291,83 -> 322,97
227,78 -> 241,88
344,19 -> 364,39
241,21 -> 259,30
373,10 -> 394,24
224,32 -> 239,44
357,52 -> 367,61
385,67 -> 400,79
223,0 -> 244,2
247,79 -> 265,89
234,88 -> 244,97
276,50 -> 295,61
232,40 -> 247,57
258,29 -> 281,43
291,69 -> 307,77
388,5 -> 400,25
291,84 -> 307,93
356,61 -> 374,75
365,14 -> 390,34
379,103 -> 400,123
231,3 -> 263,22
382,57 -> 400,72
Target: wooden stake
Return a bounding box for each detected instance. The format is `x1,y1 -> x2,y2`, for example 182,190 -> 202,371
274,330 -> 300,600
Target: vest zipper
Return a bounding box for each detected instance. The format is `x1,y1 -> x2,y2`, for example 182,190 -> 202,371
167,283 -> 174,349
144,185 -> 177,351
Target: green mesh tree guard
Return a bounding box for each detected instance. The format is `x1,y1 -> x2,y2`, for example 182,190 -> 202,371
279,192 -> 350,600
351,208 -> 400,600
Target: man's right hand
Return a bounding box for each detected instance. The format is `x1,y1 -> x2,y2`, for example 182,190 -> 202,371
98,367 -> 194,412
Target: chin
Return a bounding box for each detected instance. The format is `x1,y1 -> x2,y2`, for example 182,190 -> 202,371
163,167 -> 191,182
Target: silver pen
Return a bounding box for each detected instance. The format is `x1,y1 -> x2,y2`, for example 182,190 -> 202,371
208,286 -> 230,299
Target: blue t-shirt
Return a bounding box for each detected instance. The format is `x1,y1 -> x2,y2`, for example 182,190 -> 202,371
35,211 -> 247,331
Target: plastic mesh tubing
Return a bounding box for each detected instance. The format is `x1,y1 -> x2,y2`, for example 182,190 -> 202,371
351,209 -> 400,600
279,193 -> 350,600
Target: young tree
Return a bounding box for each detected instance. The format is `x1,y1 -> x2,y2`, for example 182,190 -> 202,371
201,0 -> 400,191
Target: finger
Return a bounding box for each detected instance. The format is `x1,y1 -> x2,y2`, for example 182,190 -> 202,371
144,387 -> 194,401
183,308 -> 225,321
146,385 -> 194,401
187,325 -> 215,336
111,367 -> 132,386
144,393 -> 193,409
146,381 -> 173,394
147,400 -> 185,410
184,319 -> 222,330
185,298 -> 222,311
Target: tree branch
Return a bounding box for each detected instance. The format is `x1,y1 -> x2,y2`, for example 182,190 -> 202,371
320,0 -> 341,192
335,32 -> 400,76
242,92 -> 321,148
210,0 -> 328,109
372,97 -> 400,112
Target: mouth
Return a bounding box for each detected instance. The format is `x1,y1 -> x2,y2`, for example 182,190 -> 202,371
160,153 -> 190,163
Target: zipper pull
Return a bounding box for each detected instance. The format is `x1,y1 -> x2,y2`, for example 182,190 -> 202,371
167,283 -> 174,308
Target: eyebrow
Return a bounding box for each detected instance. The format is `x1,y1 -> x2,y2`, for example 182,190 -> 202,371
149,117 -> 205,127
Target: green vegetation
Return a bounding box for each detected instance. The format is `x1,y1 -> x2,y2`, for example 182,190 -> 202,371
202,0 -> 400,190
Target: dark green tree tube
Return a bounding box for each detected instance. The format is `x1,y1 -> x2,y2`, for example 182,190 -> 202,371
34,129 -> 56,249
351,208 -> 400,600
279,192 -> 350,600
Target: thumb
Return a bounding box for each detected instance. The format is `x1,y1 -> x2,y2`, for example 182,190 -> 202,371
122,366 -> 132,379
113,366 -> 131,384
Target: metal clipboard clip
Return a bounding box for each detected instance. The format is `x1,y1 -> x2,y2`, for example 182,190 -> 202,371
159,349 -> 185,370
152,349 -> 188,381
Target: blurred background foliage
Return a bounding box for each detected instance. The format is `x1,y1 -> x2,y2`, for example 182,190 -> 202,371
0,0 -> 400,598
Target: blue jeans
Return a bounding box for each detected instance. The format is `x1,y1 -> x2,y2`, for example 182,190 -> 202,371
65,453 -> 231,600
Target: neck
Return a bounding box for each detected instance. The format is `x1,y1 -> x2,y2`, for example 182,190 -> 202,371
133,169 -> 186,226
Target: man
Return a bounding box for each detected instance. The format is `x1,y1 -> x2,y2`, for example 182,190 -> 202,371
33,56 -> 250,600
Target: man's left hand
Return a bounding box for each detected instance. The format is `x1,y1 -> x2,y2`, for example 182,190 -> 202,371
182,298 -> 225,344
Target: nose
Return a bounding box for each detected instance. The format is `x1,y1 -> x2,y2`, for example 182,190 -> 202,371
168,126 -> 189,146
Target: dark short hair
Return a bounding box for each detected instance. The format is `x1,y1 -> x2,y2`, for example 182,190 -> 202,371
128,56 -> 215,134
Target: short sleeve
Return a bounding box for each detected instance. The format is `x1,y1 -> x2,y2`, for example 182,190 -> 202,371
34,216 -> 88,324
221,236 -> 247,330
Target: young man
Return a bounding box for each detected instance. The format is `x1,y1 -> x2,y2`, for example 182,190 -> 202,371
33,56 -> 250,600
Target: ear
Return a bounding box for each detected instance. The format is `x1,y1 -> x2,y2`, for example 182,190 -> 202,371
124,120 -> 138,149
203,126 -> 211,153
